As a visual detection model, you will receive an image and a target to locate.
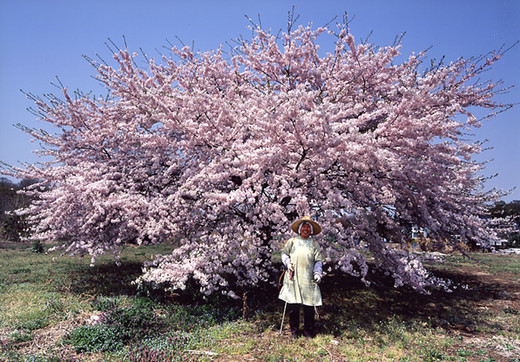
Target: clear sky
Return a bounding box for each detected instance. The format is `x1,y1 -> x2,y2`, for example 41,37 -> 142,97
1,0 -> 519,201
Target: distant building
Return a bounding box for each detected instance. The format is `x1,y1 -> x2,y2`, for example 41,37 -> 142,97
411,225 -> 427,240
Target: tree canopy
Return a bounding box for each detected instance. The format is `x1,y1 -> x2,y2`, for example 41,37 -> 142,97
489,200 -> 520,247
2,20 -> 512,296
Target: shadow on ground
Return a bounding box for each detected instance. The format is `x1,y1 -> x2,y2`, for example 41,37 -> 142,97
31,249 -> 517,340
250,262 -> 518,338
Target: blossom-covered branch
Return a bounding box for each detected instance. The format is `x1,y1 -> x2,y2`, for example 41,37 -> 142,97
3,21 -> 512,295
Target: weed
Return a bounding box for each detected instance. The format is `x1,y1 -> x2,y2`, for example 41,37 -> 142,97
31,240 -> 44,254
64,324 -> 124,352
456,348 -> 474,357
10,330 -> 32,343
65,302 -> 167,353
130,296 -> 157,310
422,348 -> 445,361
92,295 -> 124,312
102,304 -> 165,341
10,267 -> 31,274
264,354 -> 286,362
126,345 -> 182,362
503,306 -> 519,315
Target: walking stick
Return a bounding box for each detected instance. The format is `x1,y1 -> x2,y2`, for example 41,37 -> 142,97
278,269 -> 293,335
279,301 -> 288,335
314,281 -> 320,320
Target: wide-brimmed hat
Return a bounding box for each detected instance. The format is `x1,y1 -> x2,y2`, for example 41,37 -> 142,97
291,216 -> 322,235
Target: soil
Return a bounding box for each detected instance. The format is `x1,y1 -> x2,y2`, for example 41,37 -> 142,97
5,312 -> 103,361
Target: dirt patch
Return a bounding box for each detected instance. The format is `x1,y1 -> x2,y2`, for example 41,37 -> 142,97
462,335 -> 520,361
13,312 -> 98,360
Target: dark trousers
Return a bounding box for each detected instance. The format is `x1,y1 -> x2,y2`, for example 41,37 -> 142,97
288,303 -> 315,337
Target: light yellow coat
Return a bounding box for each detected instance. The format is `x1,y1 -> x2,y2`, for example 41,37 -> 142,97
278,236 -> 323,306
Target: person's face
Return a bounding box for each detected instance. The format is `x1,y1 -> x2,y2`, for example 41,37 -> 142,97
300,223 -> 312,239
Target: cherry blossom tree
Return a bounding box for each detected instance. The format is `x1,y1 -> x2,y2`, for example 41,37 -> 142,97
2,20 -> 512,297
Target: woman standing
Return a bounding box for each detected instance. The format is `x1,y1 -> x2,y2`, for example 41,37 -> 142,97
278,216 -> 323,338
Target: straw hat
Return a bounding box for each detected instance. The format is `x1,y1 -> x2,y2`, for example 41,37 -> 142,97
291,216 -> 322,235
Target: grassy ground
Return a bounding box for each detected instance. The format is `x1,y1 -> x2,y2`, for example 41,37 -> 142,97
0,242 -> 519,361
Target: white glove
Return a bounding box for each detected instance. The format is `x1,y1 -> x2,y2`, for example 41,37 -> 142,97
314,274 -> 321,283
281,252 -> 293,271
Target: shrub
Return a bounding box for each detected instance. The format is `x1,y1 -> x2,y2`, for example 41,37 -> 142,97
510,233 -> 520,248
31,240 -> 44,254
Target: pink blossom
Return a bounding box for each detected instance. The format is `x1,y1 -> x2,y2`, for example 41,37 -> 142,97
2,22 -> 512,296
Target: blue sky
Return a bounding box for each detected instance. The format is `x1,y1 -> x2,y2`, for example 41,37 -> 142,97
1,0 -> 519,201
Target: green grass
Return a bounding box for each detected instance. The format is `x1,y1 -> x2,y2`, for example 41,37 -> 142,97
472,253 -> 520,274
430,252 -> 520,275
1,244 -> 519,361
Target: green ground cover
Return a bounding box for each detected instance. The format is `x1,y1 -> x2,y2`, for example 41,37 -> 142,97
0,242 -> 519,361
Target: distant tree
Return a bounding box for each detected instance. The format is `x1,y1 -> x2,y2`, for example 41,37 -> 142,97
489,200 -> 520,247
1,18 -> 513,296
0,177 -> 37,241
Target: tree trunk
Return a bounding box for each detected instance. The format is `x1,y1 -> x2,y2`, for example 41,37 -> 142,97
242,291 -> 249,320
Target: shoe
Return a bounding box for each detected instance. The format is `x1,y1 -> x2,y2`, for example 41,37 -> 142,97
290,329 -> 301,339
303,329 -> 315,339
